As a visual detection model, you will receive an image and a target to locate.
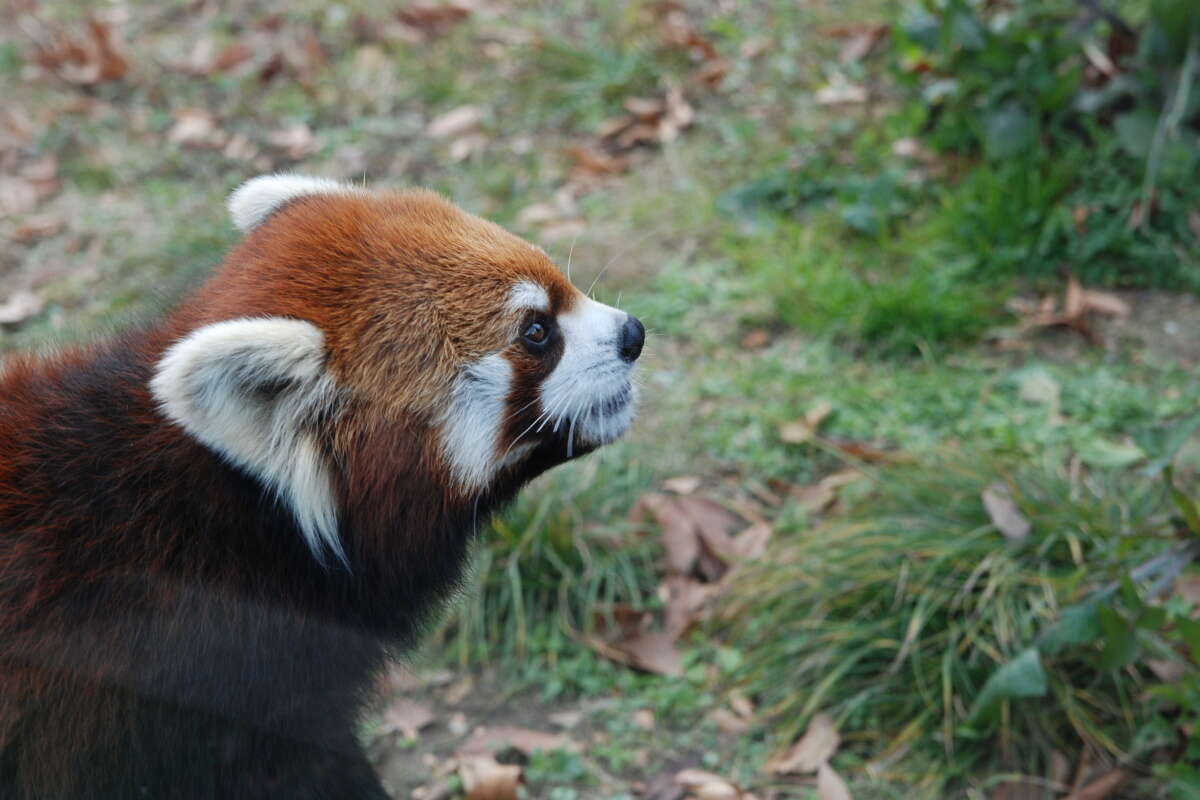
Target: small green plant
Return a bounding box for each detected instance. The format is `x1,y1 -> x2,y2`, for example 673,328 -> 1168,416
891,0 -> 1200,288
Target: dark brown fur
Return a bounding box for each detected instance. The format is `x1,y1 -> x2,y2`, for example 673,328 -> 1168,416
0,189 -> 589,798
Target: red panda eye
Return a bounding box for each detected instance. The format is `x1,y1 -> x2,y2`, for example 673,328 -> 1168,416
523,322 -> 548,345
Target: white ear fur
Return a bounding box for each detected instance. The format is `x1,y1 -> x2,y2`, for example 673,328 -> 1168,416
151,317 -> 346,566
227,174 -> 352,232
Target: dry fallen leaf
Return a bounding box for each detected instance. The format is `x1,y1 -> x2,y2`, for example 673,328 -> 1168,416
267,123 -> 317,159
0,178 -> 40,217
1063,769 -> 1129,800
426,105 -> 484,140
443,674 -> 473,704
631,493 -> 700,574
27,17 -> 128,86
790,469 -> 863,514
740,329 -> 772,349
710,707 -> 751,734
0,291 -> 45,326
663,476 -> 703,495
167,109 -> 224,148
982,482 -> 1031,541
661,575 -> 721,638
1018,276 -> 1130,342
780,401 -> 834,444
817,762 -> 853,800
835,23 -> 889,64
378,697 -> 435,739
457,755 -> 521,800
604,630 -> 683,677
565,144 -> 630,177
459,725 -> 578,756
397,2 -> 474,38
768,713 -> 840,774
675,768 -> 741,800
10,213 -> 64,243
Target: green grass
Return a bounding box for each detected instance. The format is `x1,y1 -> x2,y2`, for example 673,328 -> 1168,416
719,454 -> 1190,794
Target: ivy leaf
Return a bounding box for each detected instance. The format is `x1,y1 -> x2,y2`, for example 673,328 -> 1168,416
966,647 -> 1047,727
983,102 -> 1036,160
1097,605 -> 1139,670
1039,602 -> 1100,654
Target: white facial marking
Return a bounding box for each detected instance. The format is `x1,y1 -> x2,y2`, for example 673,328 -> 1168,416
439,353 -> 513,492
506,281 -> 550,314
540,296 -> 637,449
227,174 -> 362,232
150,317 -> 345,566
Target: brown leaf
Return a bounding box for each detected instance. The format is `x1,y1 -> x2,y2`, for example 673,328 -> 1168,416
607,630 -> 683,677
661,575 -> 721,637
780,401 -> 834,444
0,291 -> 44,326
630,493 -> 699,574
426,105 -> 484,140
694,57 -> 729,88
837,24 -> 889,64
726,521 -> 771,561
378,697 -> 434,739
267,123 -> 316,159
397,2 -> 473,38
827,437 -> 900,463
710,707 -> 751,734
30,17 -> 128,86
457,755 -> 521,800
659,87 -> 695,142
981,482 -> 1031,541
991,780 -> 1043,800
565,144 -> 629,177
0,178 -> 40,217
740,329 -> 771,349
633,709 -> 656,730
817,763 -> 853,800
1063,769 -> 1129,800
1080,289 -> 1130,319
10,213 -> 64,243
790,469 -> 863,514
443,674 -> 473,704
768,713 -> 840,774
662,476 -> 702,495
167,109 -> 224,149
675,769 -> 740,800
624,96 -> 666,121
459,725 -> 577,756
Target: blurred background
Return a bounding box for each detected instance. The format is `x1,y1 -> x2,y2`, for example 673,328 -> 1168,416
2,0 -> 1199,797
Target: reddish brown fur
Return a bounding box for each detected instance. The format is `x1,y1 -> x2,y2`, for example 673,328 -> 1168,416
0,188 -> 593,799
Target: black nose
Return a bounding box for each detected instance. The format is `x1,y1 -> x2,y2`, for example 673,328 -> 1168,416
618,315 -> 645,362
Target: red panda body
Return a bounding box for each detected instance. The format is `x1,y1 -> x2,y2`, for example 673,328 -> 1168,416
0,177 -> 643,798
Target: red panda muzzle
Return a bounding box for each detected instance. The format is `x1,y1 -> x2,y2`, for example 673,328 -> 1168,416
0,176 -> 640,799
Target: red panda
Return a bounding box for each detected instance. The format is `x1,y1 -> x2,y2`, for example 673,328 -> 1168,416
0,175 -> 644,799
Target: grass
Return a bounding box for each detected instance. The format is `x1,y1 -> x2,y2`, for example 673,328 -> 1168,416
4,0 -> 1200,796
719,454 -> 1189,794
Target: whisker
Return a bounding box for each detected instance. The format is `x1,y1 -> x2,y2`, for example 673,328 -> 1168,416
586,229 -> 656,297
565,231 -> 580,283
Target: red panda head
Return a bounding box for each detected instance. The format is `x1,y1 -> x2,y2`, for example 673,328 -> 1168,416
150,175 -> 643,565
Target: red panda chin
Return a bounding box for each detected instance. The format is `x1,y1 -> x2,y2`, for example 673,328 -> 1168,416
0,175 -> 643,799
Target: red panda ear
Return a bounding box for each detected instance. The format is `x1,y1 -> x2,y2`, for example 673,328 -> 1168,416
150,317 -> 346,566
227,174 -> 357,232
